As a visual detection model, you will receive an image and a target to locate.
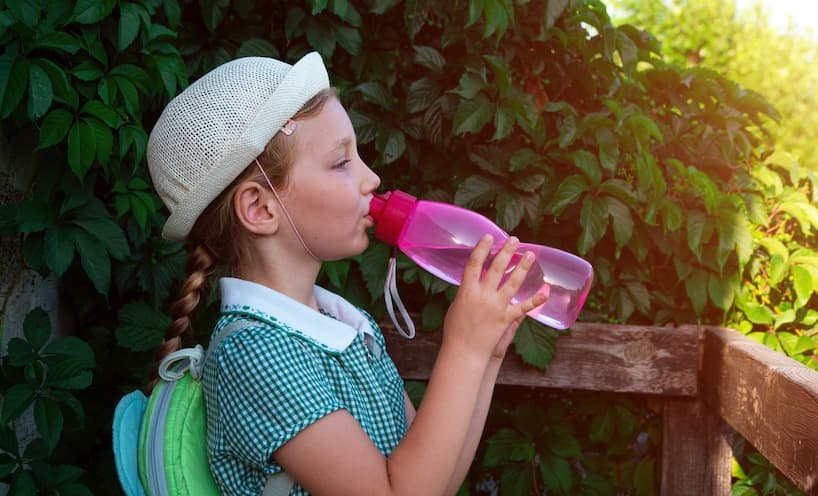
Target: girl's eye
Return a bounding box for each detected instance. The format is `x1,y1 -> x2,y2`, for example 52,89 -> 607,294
333,159 -> 351,170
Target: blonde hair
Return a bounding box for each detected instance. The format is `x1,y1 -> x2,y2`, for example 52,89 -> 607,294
147,88 -> 337,391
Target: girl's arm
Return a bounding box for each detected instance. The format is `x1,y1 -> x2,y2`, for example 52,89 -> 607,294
275,236 -> 546,496
442,319 -> 519,496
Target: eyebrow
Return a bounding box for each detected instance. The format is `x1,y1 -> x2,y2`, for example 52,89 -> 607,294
327,136 -> 354,156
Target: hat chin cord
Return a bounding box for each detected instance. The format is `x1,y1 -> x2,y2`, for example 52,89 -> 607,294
255,159 -> 321,263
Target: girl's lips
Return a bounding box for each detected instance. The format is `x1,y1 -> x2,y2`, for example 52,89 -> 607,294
364,215 -> 374,227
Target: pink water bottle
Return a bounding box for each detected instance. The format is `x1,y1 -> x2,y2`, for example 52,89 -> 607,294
369,190 -> 593,329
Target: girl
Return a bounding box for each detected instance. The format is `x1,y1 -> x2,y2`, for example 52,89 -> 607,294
146,52 -> 548,495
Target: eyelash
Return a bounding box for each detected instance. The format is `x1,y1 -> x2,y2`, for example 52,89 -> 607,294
333,159 -> 351,169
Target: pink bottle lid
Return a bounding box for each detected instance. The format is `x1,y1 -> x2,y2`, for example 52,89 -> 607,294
369,190 -> 417,246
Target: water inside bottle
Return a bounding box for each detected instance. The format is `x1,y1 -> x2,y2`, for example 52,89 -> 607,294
400,243 -> 590,329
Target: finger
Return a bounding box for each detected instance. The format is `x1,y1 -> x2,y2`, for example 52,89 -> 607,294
498,250 -> 536,300
511,288 -> 549,318
483,236 -> 519,287
462,234 -> 494,285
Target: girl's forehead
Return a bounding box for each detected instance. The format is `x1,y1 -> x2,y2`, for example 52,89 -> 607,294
293,100 -> 355,153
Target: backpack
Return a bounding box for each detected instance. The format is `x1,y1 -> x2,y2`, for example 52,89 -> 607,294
113,319 -> 295,495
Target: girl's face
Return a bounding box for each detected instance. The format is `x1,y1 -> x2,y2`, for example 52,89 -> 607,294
280,97 -> 381,261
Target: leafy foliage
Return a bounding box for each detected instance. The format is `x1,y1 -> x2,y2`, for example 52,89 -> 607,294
1,0 -> 815,493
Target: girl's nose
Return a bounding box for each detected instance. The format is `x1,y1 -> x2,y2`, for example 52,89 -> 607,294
362,163 -> 381,193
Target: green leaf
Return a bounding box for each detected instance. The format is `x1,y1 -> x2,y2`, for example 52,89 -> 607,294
661,200 -> 683,232
540,454 -> 573,492
708,272 -> 738,310
454,175 -> 497,208
509,148 -> 542,172
353,81 -> 390,109
360,242 -> 390,300
549,174 -> 589,216
16,201 -> 56,233
413,45 -> 445,73
379,128 -> 405,164
406,78 -> 439,114
71,0 -> 115,24
578,195 -> 608,255
595,127 -> 619,171
34,398 -> 64,452
1,56 -> 29,118
83,118 -> 114,167
792,265 -> 814,307
420,299 -> 446,332
512,319 -> 557,370
570,150 -> 601,186
333,24 -> 361,55
118,2 -> 142,50
450,71 -> 484,100
43,335 -> 95,363
38,109 -> 73,149
491,103 -> 515,141
8,0 -> 41,27
452,95 -> 493,135
115,301 -> 170,352
72,228 -> 111,294
10,470 -> 36,495
605,196 -> 633,249
483,55 -> 511,97
32,31 -> 82,55
685,269 -> 708,315
558,115 -> 577,148
67,121 -> 96,179
199,0 -> 229,31
27,63 -> 53,119
633,457 -> 656,496
589,409 -> 614,443
7,338 -> 37,367
80,100 -> 117,127
741,301 -> 774,325
1,384 -> 36,424
24,308 -> 51,350
236,38 -> 278,58
718,210 -> 753,270
44,226 -> 76,277
495,191 -> 524,231
484,428 -> 531,467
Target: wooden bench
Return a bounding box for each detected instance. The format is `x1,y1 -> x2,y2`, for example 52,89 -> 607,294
383,323 -> 818,495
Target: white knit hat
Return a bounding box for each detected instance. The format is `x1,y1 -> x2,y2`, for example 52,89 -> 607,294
147,52 -> 330,241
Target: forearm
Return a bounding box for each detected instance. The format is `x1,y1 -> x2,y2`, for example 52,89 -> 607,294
386,340 -> 489,495
442,357 -> 503,496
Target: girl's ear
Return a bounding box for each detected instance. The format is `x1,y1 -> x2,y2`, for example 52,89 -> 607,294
233,181 -> 280,235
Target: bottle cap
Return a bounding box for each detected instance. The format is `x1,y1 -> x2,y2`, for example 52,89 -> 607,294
369,190 -> 417,246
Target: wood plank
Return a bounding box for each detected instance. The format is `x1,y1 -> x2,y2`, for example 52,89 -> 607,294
699,326 -> 818,495
660,397 -> 733,496
382,321 -> 700,396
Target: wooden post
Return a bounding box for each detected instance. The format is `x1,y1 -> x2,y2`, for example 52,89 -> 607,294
699,326 -> 818,495
660,397 -> 733,496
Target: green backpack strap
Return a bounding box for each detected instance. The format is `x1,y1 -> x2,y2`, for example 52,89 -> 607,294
206,320 -> 297,496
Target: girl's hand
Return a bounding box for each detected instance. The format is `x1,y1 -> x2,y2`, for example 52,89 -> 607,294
443,235 -> 549,361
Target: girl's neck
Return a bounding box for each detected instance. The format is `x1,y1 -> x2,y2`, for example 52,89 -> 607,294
235,254 -> 322,311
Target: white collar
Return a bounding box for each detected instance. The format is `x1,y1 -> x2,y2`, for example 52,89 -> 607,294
219,277 -> 375,353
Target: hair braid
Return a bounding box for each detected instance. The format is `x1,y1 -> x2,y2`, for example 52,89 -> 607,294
146,244 -> 215,392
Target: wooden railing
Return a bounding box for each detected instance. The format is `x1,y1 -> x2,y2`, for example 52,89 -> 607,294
383,322 -> 818,495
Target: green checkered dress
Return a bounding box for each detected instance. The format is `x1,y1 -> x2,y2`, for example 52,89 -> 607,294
203,277 -> 408,495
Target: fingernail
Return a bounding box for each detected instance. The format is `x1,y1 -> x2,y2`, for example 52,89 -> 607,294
482,234 -> 493,243
509,236 -> 519,245
524,251 -> 534,261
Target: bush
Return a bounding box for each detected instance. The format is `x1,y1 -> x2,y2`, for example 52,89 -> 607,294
1,0 -> 815,493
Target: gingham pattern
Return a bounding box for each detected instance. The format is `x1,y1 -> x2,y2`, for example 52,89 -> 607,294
203,281 -> 407,495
